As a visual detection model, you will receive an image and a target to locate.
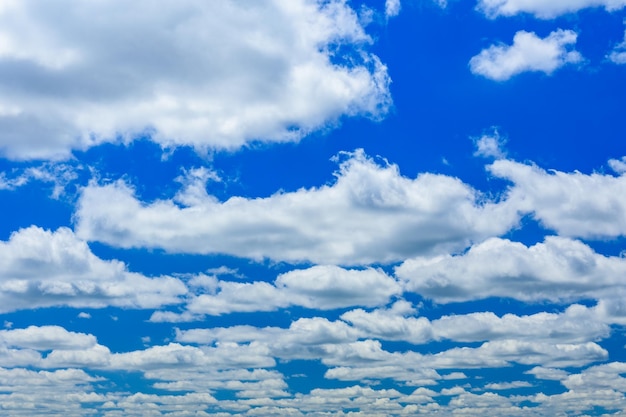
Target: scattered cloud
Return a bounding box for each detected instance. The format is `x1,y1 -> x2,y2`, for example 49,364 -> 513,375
477,0 -> 626,18
469,30 -> 582,81
0,0 -> 391,160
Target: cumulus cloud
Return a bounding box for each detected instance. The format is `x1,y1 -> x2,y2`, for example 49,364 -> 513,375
469,30 -> 582,81
489,159 -> 626,238
0,226 -> 187,312
76,149 -> 518,265
0,0 -> 391,160
0,326 -> 96,351
342,302 -> 610,344
397,236 -> 626,303
477,0 -> 626,18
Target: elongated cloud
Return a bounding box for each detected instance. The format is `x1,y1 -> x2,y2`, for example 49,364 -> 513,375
397,236 -> 626,303
470,30 -> 582,81
477,0 -> 626,18
75,150 -> 518,265
0,0 -> 390,160
0,226 -> 187,312
151,266 -> 401,319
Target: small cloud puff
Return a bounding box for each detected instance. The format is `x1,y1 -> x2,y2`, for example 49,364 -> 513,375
469,29 -> 582,81
473,129 -> 507,159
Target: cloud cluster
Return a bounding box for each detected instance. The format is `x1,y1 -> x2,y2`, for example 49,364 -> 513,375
0,0 -> 390,160
0,317 -> 619,416
469,30 -> 582,81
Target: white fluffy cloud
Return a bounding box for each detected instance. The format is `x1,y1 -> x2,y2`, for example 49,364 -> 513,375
152,265 -> 400,319
76,150 -> 518,265
0,226 -> 187,312
341,302 -> 610,344
0,0 -> 391,160
490,159 -> 626,238
397,236 -> 626,303
477,0 -> 626,18
0,326 -> 96,351
469,30 -> 582,81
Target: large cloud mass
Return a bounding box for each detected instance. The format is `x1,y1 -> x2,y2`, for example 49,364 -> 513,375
0,0 -> 391,160
75,150 -> 518,265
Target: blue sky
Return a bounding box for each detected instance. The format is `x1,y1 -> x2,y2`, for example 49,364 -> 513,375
1,0 -> 626,415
